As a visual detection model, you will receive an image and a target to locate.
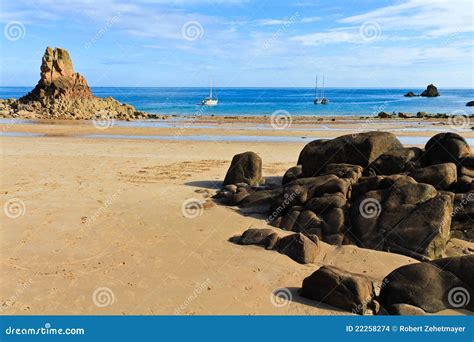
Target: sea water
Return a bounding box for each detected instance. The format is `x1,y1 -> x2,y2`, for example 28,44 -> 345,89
1,87 -> 472,117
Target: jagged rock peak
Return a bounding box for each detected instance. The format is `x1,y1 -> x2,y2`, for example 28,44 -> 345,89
20,46 -> 92,102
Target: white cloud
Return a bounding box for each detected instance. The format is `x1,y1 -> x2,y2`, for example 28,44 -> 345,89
339,0 -> 474,37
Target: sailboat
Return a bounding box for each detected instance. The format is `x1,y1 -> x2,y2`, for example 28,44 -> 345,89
201,78 -> 218,106
313,75 -> 329,105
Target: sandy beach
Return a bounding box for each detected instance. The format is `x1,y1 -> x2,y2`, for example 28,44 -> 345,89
1,118 -> 472,315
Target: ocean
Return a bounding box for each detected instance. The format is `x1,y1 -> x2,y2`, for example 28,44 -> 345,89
1,87 -> 472,117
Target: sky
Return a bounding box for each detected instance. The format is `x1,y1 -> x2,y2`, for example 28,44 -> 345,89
0,0 -> 473,87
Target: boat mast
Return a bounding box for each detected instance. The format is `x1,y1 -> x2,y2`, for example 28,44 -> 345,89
315,75 -> 318,99
210,77 -> 213,98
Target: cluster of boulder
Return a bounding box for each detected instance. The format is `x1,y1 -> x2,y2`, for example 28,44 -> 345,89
215,131 -> 473,314
404,84 -> 440,97
0,47 -> 149,121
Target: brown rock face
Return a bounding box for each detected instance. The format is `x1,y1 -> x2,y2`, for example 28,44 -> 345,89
21,47 -> 93,102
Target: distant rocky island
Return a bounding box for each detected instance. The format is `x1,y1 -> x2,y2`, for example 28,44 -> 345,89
404,84 -> 440,97
0,47 -> 150,120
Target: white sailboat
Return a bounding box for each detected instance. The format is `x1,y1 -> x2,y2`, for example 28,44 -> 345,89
201,78 -> 218,106
313,75 -> 329,105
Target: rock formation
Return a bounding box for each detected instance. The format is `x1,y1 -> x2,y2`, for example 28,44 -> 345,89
466,101 -> 474,107
216,131 -> 474,261
420,84 -> 440,97
402,84 -> 440,98
0,46 -> 150,121
20,47 -> 93,102
216,131 -> 474,315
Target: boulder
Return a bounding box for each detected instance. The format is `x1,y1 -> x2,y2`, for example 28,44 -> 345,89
466,101 -> 474,107
407,163 -> 457,190
423,133 -> 470,165
404,91 -> 417,97
377,111 -> 392,118
369,148 -> 422,175
298,132 -> 404,177
301,266 -> 378,314
223,152 -> 263,186
277,232 -> 320,264
282,165 -> 303,185
379,256 -> 474,313
420,84 -> 440,97
350,183 -> 453,259
239,188 -> 281,214
237,228 -> 277,247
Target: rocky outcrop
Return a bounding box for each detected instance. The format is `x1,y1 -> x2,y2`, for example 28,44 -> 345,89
223,152 -> 263,186
218,132 -> 474,315
466,101 -> 474,107
218,131 -> 473,262
379,255 -> 474,313
420,84 -> 440,97
20,47 -> 92,102
301,266 -> 379,314
0,46 -> 150,121
403,85 -> 440,98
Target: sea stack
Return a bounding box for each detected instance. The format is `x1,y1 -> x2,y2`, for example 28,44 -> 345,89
420,84 -> 440,97
20,47 -> 93,101
0,46 -> 149,120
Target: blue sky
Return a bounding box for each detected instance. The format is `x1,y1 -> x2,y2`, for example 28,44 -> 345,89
0,0 -> 473,87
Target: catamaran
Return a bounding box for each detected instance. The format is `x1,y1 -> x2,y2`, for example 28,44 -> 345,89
313,75 -> 329,105
201,78 -> 218,106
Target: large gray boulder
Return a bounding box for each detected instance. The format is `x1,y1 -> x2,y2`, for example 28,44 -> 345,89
379,256 -> 474,313
407,163 -> 457,190
223,151 -> 263,186
350,182 -> 453,260
423,133 -> 470,165
301,266 -> 378,314
298,132 -> 404,177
